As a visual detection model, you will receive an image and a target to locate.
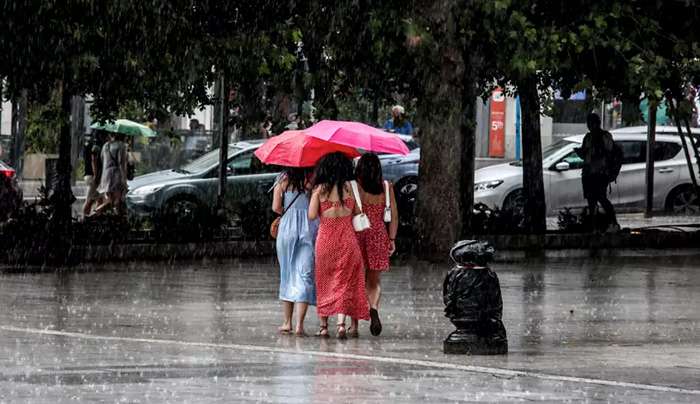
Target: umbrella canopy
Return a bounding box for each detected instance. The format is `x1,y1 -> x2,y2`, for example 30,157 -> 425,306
305,120 -> 410,155
254,130 -> 361,167
90,119 -> 157,137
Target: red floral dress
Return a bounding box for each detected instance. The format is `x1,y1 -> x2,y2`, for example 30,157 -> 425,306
314,198 -> 370,320
356,203 -> 391,271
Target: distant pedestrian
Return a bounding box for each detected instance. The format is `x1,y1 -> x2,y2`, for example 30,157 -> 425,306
93,133 -> 128,216
353,153 -> 398,337
272,167 -> 318,337
82,131 -> 105,217
383,105 -> 413,136
575,113 -> 621,231
308,152 -> 370,339
260,116 -> 274,138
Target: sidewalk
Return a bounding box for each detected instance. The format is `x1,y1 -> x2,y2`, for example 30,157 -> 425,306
546,212 -> 700,230
18,178 -> 700,230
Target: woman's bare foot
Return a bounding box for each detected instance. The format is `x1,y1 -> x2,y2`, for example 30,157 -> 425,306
336,323 -> 347,339
278,324 -> 292,335
315,325 -> 329,338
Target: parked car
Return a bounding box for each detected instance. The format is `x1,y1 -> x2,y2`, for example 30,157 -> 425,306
127,140 -> 278,236
0,160 -> 21,221
379,148 -> 420,227
474,126 -> 700,215
0,160 -> 16,180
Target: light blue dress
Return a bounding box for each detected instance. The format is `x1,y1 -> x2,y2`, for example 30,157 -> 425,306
277,191 -> 319,304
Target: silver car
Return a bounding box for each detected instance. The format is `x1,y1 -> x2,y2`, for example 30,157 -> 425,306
474,126 -> 700,215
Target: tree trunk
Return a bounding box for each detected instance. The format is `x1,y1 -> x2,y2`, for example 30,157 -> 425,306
70,96 -> 85,184
645,101 -> 657,218
217,73 -> 230,214
54,81 -> 76,226
10,89 -> 28,178
212,78 -> 223,149
415,3 -> 477,257
518,76 -> 546,234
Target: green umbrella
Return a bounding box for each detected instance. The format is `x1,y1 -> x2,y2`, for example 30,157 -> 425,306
90,119 -> 157,137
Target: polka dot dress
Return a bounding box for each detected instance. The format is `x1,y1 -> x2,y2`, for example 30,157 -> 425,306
314,199 -> 370,320
356,203 -> 391,271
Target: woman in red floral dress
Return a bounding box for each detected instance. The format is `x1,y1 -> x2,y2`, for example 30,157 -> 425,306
353,153 -> 398,337
308,152 -> 370,339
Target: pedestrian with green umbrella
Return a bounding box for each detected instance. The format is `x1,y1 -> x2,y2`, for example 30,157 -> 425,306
92,131 -> 128,217
90,119 -> 154,217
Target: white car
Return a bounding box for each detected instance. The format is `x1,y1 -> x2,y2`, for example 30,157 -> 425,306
474,126 -> 700,215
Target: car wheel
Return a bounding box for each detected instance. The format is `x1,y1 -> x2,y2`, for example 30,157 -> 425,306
394,176 -> 418,229
159,195 -> 209,239
502,189 -> 525,215
239,202 -> 272,240
665,185 -> 700,215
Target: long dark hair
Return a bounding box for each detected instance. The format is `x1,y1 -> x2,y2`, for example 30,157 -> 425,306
285,167 -> 310,193
355,153 -> 383,195
313,152 -> 354,202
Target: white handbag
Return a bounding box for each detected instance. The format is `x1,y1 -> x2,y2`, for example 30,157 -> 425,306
350,180 -> 371,232
383,180 -> 392,223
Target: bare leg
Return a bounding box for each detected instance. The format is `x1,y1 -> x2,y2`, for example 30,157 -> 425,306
348,317 -> 359,338
294,302 -> 308,336
93,193 -> 113,215
366,270 -> 383,336
336,313 -> 347,339
279,301 -> 293,334
599,196 -> 618,226
113,191 -> 124,216
366,270 -> 382,310
83,199 -> 95,217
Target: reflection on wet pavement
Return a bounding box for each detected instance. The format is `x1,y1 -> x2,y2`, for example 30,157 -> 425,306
1,254 -> 699,402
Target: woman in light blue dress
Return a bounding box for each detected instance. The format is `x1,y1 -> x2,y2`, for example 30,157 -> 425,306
272,168 -> 319,336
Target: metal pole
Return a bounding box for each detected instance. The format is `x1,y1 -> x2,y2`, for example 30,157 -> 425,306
217,73 -> 230,214
10,89 -> 28,178
645,101 -> 657,217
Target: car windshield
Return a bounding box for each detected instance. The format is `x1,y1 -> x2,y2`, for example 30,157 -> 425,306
179,146 -> 243,174
510,140 -> 578,166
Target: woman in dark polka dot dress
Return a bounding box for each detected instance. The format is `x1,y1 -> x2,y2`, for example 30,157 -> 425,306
353,154 -> 398,337
308,152 -> 370,339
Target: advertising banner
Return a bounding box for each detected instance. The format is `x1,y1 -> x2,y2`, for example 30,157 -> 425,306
488,88 -> 506,157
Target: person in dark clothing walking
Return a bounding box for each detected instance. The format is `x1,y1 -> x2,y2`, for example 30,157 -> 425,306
576,113 -> 620,232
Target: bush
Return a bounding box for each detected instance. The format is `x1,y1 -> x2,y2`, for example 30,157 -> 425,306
471,203 -> 527,235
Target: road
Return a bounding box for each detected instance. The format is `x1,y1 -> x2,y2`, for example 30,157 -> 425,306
1,254 -> 699,402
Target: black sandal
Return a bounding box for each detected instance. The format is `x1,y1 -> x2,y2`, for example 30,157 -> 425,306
336,323 -> 347,340
315,325 -> 329,338
370,308 -> 382,336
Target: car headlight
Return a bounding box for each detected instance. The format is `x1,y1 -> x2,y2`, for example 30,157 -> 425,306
129,185 -> 163,196
474,180 -> 503,191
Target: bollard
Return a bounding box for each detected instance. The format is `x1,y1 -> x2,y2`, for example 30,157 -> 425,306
443,240 -> 508,355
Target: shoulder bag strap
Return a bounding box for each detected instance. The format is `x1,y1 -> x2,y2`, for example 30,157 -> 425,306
384,181 -> 390,209
350,180 -> 363,213
107,144 -> 119,166
281,191 -> 303,217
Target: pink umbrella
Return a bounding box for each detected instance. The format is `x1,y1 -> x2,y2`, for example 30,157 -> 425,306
305,120 -> 410,155
254,130 -> 361,167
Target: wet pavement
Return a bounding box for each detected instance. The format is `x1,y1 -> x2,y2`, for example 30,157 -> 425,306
1,254 -> 700,402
